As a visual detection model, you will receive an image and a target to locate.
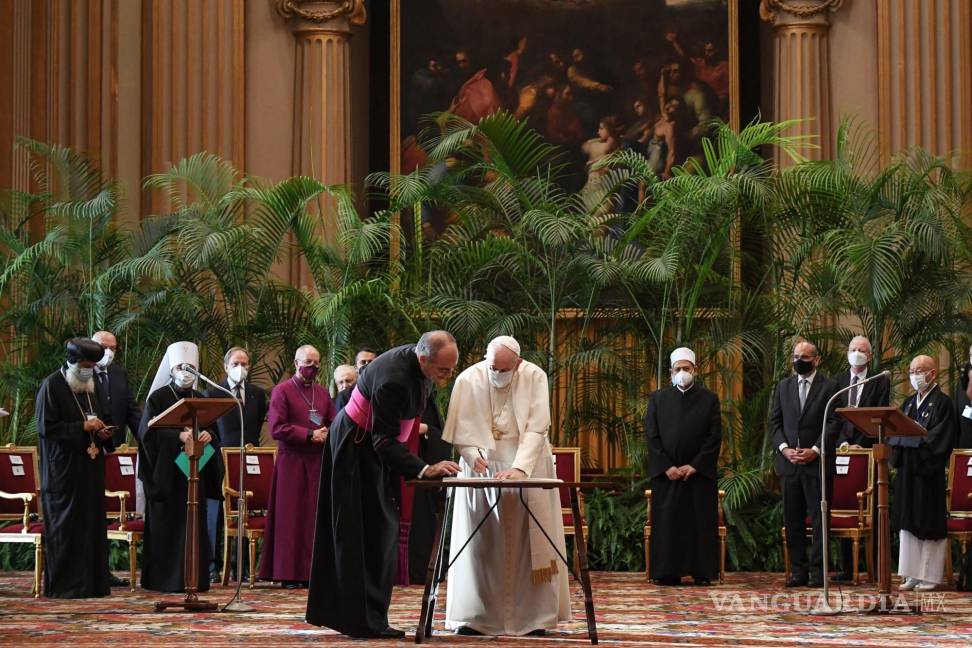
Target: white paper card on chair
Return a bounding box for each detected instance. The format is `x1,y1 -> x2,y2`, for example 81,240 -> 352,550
835,456 -> 851,465
836,465 -> 850,475
120,465 -> 135,475
245,455 -> 259,465
962,405 -> 972,420
8,455 -> 23,465
967,457 -> 972,465
246,464 -> 261,475
11,465 -> 25,476
117,456 -> 133,466
967,467 -> 972,477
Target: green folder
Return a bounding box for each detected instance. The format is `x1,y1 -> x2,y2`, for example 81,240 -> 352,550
175,442 -> 215,479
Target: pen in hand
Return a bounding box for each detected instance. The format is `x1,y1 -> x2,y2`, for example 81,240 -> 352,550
476,448 -> 491,478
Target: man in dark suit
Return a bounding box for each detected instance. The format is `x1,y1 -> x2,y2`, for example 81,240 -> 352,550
771,340 -> 840,587
91,331 -> 143,447
92,330 -> 144,589
204,346 -> 269,582
834,335 -> 890,581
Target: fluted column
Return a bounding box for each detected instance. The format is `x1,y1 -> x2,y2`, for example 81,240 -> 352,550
761,0 -> 846,164
275,0 -> 365,289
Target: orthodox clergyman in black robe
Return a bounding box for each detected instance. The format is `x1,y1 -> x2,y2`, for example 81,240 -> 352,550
137,341 -> 222,593
306,332 -> 460,639
37,338 -> 114,598
644,347 -> 722,585
891,355 -> 956,591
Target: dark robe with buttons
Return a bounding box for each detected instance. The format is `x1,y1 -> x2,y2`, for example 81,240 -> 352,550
306,344 -> 430,637
137,384 -> 223,593
644,384 -> 722,580
891,385 -> 956,540
36,370 -> 113,598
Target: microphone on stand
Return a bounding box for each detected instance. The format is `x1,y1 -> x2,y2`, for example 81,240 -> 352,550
183,364 -> 253,613
811,369 -> 891,615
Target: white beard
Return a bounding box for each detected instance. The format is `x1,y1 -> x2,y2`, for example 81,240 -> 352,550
64,367 -> 95,394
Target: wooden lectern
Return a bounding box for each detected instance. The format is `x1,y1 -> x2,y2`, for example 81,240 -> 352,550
835,406 -> 927,614
148,397 -> 236,612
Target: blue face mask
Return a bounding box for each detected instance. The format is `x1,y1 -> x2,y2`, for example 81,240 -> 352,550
73,364 -> 94,383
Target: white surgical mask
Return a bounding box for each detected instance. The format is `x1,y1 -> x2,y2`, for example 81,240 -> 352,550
97,348 -> 114,368
847,351 -> 867,368
672,369 -> 694,388
488,367 -> 515,389
228,365 -> 248,383
174,370 -> 195,389
70,363 -> 94,383
909,373 -> 927,392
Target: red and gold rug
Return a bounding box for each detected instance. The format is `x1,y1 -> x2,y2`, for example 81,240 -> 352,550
0,571 -> 970,647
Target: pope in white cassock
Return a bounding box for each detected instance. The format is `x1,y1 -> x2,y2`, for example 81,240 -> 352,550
442,336 -> 571,637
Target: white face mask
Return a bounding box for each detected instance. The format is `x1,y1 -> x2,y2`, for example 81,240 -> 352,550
174,369 -> 195,389
488,367 -> 515,389
847,350 -> 867,368
228,365 -> 248,383
69,363 -> 94,383
672,369 -> 695,388
910,373 -> 927,392
97,348 -> 114,368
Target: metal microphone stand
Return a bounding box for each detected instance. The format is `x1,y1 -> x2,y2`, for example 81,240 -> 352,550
810,369 -> 890,615
188,368 -> 253,613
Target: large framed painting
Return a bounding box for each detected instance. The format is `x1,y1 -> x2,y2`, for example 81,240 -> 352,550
391,0 -> 739,195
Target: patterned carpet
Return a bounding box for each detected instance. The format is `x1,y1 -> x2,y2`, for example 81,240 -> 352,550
0,571 -> 970,647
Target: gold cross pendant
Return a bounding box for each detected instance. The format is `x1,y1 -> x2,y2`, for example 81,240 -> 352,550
87,442 -> 99,460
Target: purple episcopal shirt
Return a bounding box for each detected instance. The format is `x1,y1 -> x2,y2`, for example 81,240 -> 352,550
258,375 -> 336,582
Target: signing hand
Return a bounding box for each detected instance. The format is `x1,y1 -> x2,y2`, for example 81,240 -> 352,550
83,417 -> 106,433
424,460 -> 461,478
311,427 -> 328,443
472,457 -> 489,474
494,468 -> 526,480
665,466 -> 682,480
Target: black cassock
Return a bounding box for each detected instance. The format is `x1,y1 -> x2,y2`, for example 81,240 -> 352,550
407,393 -> 453,583
891,385 -> 956,540
306,344 -> 429,637
137,384 -> 223,593
36,370 -> 114,598
644,384 -> 722,580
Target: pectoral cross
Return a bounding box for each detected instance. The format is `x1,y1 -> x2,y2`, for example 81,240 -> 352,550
87,442 -> 99,460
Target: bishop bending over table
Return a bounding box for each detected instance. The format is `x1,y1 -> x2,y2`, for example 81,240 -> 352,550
442,336 -> 570,637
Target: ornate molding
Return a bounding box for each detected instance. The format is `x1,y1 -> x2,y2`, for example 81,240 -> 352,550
759,0 -> 845,24
274,0 -> 366,26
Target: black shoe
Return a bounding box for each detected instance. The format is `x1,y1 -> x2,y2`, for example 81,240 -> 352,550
692,576 -> 712,586
455,626 -> 484,636
282,580 -> 306,589
785,575 -> 808,588
655,576 -> 681,586
108,574 -> 130,588
807,576 -> 823,588
833,571 -> 853,583
377,627 -> 405,639
527,629 -> 546,636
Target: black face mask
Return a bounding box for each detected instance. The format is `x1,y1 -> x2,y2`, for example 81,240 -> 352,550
793,359 -> 814,375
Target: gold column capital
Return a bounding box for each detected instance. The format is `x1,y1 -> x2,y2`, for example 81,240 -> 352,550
273,0 -> 366,28
759,0 -> 845,26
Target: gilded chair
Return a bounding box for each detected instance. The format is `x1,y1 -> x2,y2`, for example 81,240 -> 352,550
782,447 -> 874,584
104,443 -> 142,591
551,446 -> 586,570
944,449 -> 972,587
221,444 -> 275,587
644,488 -> 727,583
0,444 -> 43,597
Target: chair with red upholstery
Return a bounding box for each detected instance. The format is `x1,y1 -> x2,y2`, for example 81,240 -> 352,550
221,444 -> 275,587
0,444 -> 43,597
104,443 -> 142,591
944,449 -> 972,586
551,446 -> 586,569
782,447 -> 874,584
